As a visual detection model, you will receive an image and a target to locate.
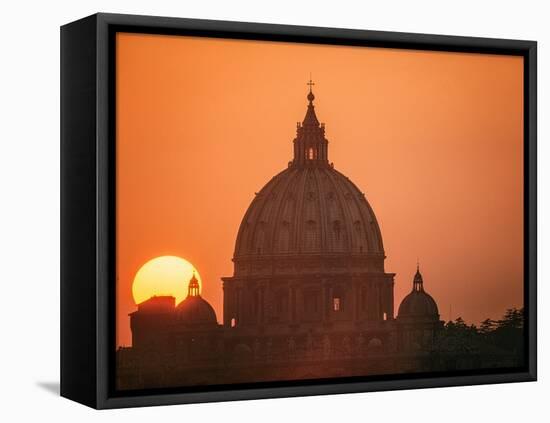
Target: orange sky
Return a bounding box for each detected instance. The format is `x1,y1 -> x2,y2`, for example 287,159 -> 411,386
116,32 -> 524,348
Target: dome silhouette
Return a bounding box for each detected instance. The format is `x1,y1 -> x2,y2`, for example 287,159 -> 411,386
177,296 -> 218,326
234,167 -> 384,257
398,266 -> 439,320
117,82 -> 453,391
176,273 -> 217,327
232,85 -> 385,276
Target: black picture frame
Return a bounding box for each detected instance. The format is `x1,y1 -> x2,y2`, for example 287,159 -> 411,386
60,12 -> 537,409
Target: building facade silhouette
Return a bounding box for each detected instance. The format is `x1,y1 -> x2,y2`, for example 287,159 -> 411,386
117,84 -> 444,390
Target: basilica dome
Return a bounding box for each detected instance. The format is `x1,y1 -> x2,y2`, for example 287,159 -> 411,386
233,86 -> 384,268
397,266 -> 439,321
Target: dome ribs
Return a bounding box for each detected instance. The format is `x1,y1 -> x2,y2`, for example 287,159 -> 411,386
321,167 -> 349,253
313,168 -> 330,253
236,170 -> 285,256
256,169 -> 291,255
269,167 -> 299,254
333,168 -> 385,255
303,169 -> 322,252
323,167 -> 359,255
232,165 -> 385,267
292,167 -> 310,254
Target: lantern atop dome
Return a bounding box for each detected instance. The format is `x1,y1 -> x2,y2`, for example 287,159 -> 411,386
292,79 -> 329,166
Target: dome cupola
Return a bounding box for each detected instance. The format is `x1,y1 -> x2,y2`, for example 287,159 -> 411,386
292,79 -> 328,166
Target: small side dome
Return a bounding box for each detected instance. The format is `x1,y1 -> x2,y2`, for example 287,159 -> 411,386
397,265 -> 439,321
398,291 -> 439,319
176,296 -> 218,326
175,273 -> 218,327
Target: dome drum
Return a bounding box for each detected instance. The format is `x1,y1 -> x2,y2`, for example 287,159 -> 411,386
233,252 -> 386,278
222,273 -> 395,328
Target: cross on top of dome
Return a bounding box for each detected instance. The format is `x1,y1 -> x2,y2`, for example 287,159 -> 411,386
307,77 -> 315,102
293,78 -> 328,166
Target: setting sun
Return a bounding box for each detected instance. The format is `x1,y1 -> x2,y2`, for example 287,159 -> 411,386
132,256 -> 201,305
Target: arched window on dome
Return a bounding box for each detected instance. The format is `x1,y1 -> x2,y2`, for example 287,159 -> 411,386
307,147 -> 315,160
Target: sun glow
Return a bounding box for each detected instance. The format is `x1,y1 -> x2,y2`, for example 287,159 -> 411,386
132,256 -> 201,305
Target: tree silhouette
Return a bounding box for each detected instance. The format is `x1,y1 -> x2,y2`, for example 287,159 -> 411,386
432,307 -> 524,369
491,308 -> 524,355
479,318 -> 496,335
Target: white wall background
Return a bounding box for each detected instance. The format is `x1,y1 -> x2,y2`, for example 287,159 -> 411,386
0,0 -> 547,420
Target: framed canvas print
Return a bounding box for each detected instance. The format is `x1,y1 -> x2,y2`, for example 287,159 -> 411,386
60,13 -> 537,409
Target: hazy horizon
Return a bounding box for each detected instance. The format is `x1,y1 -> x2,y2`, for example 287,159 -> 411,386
115,33 -> 523,348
